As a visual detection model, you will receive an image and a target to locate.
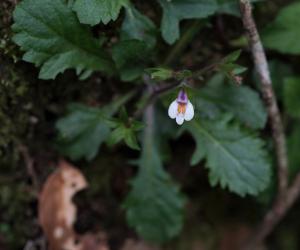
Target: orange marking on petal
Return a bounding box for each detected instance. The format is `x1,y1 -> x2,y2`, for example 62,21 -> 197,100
177,103 -> 186,114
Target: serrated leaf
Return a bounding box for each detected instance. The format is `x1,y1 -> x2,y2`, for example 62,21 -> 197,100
123,114 -> 185,243
107,126 -> 140,150
71,0 -> 128,26
121,5 -> 157,48
56,104 -> 111,161
262,2 -> 300,54
55,92 -> 135,160
192,74 -> 267,129
283,77 -> 300,118
112,39 -> 150,81
158,0 -> 217,44
107,113 -> 143,150
12,0 -> 115,80
184,116 -> 271,196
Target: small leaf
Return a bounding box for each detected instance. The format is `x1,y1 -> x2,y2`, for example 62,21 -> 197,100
123,112 -> 185,243
223,49 -> 242,63
107,113 -> 143,150
71,0 -> 128,25
158,0 -> 217,44
283,77 -> 300,118
184,116 -> 271,196
12,0 -> 115,80
192,74 -> 267,129
147,67 -> 173,81
112,39 -> 150,81
262,2 -> 300,54
121,5 -> 157,48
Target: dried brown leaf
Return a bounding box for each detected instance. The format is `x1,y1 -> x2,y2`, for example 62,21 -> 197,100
38,160 -> 109,250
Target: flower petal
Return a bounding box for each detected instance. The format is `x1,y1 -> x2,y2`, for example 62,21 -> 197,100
184,101 -> 194,121
176,114 -> 184,125
168,100 -> 178,119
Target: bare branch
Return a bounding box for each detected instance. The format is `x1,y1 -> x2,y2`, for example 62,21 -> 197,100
18,143 -> 39,193
242,172 -> 300,249
238,0 -> 300,248
239,0 -> 288,196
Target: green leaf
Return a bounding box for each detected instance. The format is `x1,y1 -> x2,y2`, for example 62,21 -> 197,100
283,77 -> 300,118
71,0 -> 128,26
223,49 -> 242,63
56,91 -> 135,160
121,5 -> 157,48
108,126 -> 140,150
107,111 -> 143,150
147,67 -> 173,81
216,0 -> 241,15
56,104 -> 111,161
124,114 -> 185,243
184,116 -> 271,196
262,2 -> 300,54
158,0 -> 217,44
112,39 -> 150,81
192,74 -> 267,129
12,0 -> 115,80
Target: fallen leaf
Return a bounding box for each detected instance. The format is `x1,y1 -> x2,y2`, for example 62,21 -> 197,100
38,160 -> 109,250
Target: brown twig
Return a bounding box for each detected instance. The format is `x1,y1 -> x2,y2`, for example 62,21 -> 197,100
133,60 -> 220,119
246,174 -> 300,249
238,0 -> 300,248
18,143 -> 39,193
133,79 -> 179,118
240,0 -> 288,197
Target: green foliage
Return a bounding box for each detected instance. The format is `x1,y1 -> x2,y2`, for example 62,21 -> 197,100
283,77 -> 300,119
124,119 -> 185,243
147,67 -> 174,81
8,0 -> 290,247
222,49 -> 242,63
112,39 -> 150,81
218,50 -> 247,83
56,104 -> 111,161
193,74 -> 267,129
107,108 -> 144,150
262,2 -> 300,54
184,116 -> 271,196
71,0 -> 128,25
216,0 -> 242,15
121,5 -> 157,48
56,92 -> 135,160
12,0 -> 114,80
158,0 -> 217,44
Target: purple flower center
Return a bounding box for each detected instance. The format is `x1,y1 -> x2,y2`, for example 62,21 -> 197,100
177,89 -> 188,104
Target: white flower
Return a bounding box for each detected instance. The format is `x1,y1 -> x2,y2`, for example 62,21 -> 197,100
168,89 -> 194,125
